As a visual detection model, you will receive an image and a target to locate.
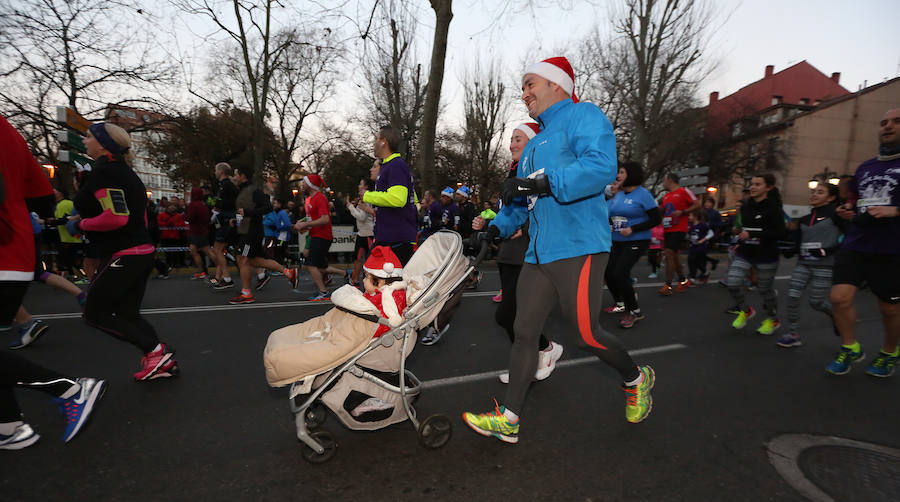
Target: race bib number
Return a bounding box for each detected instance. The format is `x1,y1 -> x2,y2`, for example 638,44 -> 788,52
858,196 -> 891,212
800,241 -> 824,260
742,226 -> 761,245
662,216 -> 673,228
611,216 -> 628,232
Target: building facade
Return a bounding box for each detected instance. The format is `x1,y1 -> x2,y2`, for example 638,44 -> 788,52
105,105 -> 182,202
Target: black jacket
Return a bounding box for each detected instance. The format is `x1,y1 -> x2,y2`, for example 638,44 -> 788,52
736,195 -> 785,263
73,154 -> 151,260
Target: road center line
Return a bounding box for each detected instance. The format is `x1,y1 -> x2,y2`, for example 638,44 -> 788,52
420,343 -> 687,389
33,276 -> 794,319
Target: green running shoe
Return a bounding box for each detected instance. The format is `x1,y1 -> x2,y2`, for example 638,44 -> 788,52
865,351 -> 899,378
462,400 -> 519,443
732,307 -> 756,329
624,365 -> 655,423
826,346 -> 865,375
756,318 -> 780,336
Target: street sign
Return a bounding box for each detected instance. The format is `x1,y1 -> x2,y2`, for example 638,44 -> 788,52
677,166 -> 709,176
58,150 -> 93,172
55,106 -> 91,134
56,130 -> 86,152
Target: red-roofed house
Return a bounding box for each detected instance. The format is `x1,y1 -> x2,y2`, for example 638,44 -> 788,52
699,62 -> 900,214
706,61 -> 850,139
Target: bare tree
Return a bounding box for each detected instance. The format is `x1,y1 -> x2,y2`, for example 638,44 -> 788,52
575,0 -> 717,185
461,61 -> 510,198
174,0 -> 297,176
0,0 -> 174,184
417,0 -> 453,189
266,26 -> 343,200
359,3 -> 427,164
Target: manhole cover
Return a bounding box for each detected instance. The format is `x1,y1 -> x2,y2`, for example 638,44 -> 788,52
798,445 -> 900,502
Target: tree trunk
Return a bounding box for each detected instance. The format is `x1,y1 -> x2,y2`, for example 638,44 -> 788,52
418,0 -> 452,190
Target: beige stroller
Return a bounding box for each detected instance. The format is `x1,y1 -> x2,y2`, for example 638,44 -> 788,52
263,231 -> 484,463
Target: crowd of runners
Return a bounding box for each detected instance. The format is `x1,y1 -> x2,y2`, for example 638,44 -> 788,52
1,55 -> 897,450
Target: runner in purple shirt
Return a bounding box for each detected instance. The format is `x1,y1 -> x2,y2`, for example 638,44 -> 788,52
826,108 -> 900,378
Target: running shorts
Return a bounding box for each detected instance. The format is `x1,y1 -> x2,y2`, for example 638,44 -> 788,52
307,237 -> 332,269
354,235 -> 374,262
832,249 -> 900,304
663,231 -> 687,251
190,234 -> 210,248
0,281 -> 29,326
237,232 -> 265,259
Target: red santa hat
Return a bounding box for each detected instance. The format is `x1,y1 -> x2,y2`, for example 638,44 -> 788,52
303,174 -> 324,191
523,57 -> 579,103
363,246 -> 403,279
515,122 -> 541,140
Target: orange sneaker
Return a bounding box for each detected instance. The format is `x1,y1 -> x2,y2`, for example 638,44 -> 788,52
675,280 -> 689,293
658,284 -> 673,296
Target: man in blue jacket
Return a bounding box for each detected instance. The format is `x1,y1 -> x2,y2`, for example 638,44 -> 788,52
462,57 -> 655,444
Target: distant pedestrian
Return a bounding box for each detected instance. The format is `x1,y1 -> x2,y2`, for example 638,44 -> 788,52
361,125 -> 418,264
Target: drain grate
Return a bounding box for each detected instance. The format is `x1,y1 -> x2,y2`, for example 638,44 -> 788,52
798,445 -> 900,502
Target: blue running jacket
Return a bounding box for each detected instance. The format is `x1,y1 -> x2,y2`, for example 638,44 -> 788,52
491,98 -> 617,264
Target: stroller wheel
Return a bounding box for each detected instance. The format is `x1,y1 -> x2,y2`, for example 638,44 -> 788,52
418,414 -> 452,449
304,403 -> 327,428
300,430 -> 337,464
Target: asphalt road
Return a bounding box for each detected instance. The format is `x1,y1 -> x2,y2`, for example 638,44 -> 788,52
2,260 -> 897,502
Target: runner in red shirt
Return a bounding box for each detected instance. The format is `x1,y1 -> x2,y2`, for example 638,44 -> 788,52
658,173 -> 701,295
0,113 -> 107,449
294,174 -> 347,301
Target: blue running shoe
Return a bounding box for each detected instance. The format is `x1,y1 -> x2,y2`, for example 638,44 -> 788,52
54,378 -> 107,442
776,332 -> 802,348
307,290 -> 330,301
826,346 -> 865,375
865,351 -> 899,378
9,320 -> 49,349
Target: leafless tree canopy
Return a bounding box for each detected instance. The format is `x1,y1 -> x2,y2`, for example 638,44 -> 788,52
574,0 -> 718,193
461,61 -> 510,198
0,0 -> 174,172
358,1 -> 427,165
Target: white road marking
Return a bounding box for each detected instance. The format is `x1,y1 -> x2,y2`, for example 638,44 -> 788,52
30,276 -> 793,319
420,343 -> 687,389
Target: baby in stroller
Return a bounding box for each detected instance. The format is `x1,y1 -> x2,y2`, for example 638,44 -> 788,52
264,231 -> 471,462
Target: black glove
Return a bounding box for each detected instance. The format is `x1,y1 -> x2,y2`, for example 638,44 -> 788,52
501,174 -> 550,203
470,225 -> 501,249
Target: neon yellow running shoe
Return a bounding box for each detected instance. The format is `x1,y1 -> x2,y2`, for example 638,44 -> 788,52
462,399 -> 519,443
624,365 -> 655,423
756,318 -> 780,335
732,307 -> 756,329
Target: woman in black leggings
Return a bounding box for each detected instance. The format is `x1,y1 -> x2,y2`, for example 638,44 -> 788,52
604,162 -> 661,328
473,123 -> 563,383
69,123 -> 179,381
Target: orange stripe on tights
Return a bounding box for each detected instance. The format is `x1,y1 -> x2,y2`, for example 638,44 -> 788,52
577,255 -> 607,350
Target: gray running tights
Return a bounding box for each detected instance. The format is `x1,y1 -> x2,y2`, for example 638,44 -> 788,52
786,263 -> 832,333
503,254 -> 638,416
726,255 -> 778,317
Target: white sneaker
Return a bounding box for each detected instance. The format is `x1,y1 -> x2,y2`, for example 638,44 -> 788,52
535,342 -> 564,380
498,342 -> 565,384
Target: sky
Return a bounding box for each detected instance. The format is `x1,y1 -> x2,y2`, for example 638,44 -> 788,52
436,0 -> 899,127
163,0 -> 899,136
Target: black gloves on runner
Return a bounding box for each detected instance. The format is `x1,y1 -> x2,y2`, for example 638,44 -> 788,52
501,174 -> 550,203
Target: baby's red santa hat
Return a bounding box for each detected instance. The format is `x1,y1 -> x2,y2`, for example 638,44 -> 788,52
363,246 -> 403,279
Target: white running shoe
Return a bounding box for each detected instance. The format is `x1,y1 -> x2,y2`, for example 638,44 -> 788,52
498,342 -> 565,384
535,342 -> 564,380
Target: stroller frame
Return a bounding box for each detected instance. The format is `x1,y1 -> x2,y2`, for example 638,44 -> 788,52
287,231 -> 485,462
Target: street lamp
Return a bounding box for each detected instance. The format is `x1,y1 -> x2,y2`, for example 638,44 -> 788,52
706,186 -> 718,194
42,164 -> 55,178
808,167 -> 841,189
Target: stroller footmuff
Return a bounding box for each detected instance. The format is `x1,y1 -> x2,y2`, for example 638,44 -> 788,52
264,231 -> 474,463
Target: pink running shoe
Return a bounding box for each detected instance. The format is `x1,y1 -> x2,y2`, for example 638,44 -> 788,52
133,344 -> 174,381
492,291 -> 503,303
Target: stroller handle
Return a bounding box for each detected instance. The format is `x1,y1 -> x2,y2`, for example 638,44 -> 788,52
465,236 -> 491,267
